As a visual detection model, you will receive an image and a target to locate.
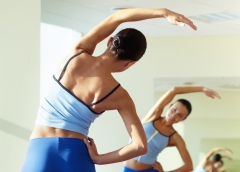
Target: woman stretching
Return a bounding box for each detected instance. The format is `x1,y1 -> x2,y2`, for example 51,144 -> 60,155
194,147 -> 232,172
21,8 -> 197,172
124,86 -> 220,172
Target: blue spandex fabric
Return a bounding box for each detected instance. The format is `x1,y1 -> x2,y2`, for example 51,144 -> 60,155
133,121 -> 176,164
122,166 -> 158,172
21,138 -> 95,172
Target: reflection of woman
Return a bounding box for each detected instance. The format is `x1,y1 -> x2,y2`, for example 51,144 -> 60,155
194,147 -> 232,172
21,8 -> 197,172
124,86 -> 220,172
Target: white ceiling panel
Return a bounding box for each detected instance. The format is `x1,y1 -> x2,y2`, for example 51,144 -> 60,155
42,0 -> 240,36
192,0 -> 240,12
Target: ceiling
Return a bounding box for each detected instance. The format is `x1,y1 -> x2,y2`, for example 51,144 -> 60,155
41,0 -> 240,37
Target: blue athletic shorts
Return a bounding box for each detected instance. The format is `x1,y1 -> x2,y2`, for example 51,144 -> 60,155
21,137 -> 95,172
123,166 -> 158,172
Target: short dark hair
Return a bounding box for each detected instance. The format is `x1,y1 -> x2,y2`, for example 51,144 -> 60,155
174,99 -> 192,116
214,153 -> 222,162
107,28 -> 147,61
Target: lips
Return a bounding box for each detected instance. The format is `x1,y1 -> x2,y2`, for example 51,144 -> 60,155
168,114 -> 174,121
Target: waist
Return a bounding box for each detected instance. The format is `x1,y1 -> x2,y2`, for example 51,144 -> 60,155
30,125 -> 86,140
125,159 -> 153,170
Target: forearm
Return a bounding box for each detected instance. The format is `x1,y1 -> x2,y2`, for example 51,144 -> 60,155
168,164 -> 193,172
89,8 -> 168,43
172,86 -> 204,94
93,142 -> 147,165
206,147 -> 226,158
116,8 -> 168,23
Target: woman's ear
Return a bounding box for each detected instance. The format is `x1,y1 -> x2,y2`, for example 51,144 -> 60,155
107,37 -> 113,47
125,61 -> 136,68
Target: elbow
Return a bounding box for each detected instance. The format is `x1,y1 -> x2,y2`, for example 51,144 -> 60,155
187,166 -> 193,172
135,142 -> 148,156
171,86 -> 178,93
185,163 -> 193,172
141,145 -> 148,155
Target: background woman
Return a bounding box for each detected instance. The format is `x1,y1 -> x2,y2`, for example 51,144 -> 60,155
194,147 -> 232,172
124,86 -> 220,172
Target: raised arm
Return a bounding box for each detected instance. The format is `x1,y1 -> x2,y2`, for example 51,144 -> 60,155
168,133 -> 193,172
84,90 -> 147,164
141,86 -> 220,124
204,147 -> 232,160
221,155 -> 233,161
74,8 -> 197,54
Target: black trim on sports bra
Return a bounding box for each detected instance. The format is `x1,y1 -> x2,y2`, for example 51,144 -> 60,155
53,75 -> 104,115
54,51 -> 121,111
152,118 -> 177,137
58,51 -> 84,81
88,84 -> 121,106
169,131 -> 177,137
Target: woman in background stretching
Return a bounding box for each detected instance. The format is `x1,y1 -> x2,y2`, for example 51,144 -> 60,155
195,147 -> 232,172
124,86 -> 220,172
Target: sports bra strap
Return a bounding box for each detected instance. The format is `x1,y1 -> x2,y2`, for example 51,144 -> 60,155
169,131 -> 177,137
88,84 -> 121,106
58,51 -> 84,81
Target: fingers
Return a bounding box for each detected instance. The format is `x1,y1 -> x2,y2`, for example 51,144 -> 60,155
226,149 -> 233,154
176,21 -> 185,27
214,92 -> 221,99
176,15 -> 197,30
209,89 -> 221,99
83,138 -> 91,149
88,137 -> 96,147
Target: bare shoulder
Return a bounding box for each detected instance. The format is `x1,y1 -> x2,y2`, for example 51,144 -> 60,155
168,132 -> 185,147
54,50 -> 92,77
114,87 -> 135,109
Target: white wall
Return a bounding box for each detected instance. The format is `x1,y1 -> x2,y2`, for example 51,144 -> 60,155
0,1 -> 40,171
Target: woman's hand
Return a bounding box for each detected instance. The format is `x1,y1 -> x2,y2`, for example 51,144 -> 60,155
152,161 -> 164,172
224,148 -> 233,155
84,137 -> 99,163
202,88 -> 221,99
164,9 -> 197,30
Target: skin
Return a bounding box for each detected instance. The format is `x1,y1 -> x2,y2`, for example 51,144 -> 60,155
30,8 -> 197,165
125,86 -> 221,172
199,147 -> 232,172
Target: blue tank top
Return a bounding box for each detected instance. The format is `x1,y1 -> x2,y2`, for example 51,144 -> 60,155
35,51 -> 120,137
133,120 -> 176,164
194,165 -> 207,172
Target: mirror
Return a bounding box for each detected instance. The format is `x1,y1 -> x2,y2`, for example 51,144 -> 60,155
154,77 -> 240,171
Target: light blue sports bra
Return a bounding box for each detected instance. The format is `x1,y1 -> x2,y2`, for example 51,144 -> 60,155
194,165 -> 207,172
133,119 -> 176,164
35,51 -> 120,137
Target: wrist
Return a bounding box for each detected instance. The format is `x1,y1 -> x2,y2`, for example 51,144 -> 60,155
161,8 -> 170,18
92,154 -> 102,164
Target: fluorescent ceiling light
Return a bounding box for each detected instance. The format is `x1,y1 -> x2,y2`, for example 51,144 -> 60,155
189,11 -> 240,23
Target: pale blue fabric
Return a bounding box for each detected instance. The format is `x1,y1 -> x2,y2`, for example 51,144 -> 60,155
133,121 -> 172,164
35,51 -> 105,137
194,165 -> 207,172
36,76 -> 102,137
